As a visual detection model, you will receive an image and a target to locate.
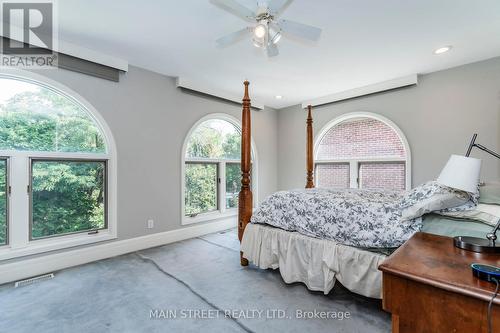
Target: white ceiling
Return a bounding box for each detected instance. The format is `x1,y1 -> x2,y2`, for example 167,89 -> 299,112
57,0 -> 500,109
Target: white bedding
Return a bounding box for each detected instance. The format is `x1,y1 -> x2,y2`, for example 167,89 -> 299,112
241,223 -> 386,298
250,181 -> 474,248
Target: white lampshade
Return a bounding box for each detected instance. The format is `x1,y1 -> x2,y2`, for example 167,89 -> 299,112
437,155 -> 482,193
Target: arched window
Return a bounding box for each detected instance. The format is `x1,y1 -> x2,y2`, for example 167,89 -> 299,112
315,113 -> 410,191
182,114 -> 256,224
0,72 -> 116,258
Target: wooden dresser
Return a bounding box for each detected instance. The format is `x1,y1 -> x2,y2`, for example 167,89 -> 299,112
379,232 -> 500,333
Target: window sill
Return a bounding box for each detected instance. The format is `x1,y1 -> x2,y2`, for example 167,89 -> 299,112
0,230 -> 117,261
182,209 -> 238,226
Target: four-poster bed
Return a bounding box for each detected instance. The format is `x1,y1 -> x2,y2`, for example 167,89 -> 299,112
236,81 -> 493,298
238,81 -> 385,298
236,81 -> 388,298
238,81 -> 252,267
237,82 -> 315,264
305,105 -> 315,189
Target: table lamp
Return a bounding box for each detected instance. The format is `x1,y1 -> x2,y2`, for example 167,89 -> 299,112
438,134 -> 500,254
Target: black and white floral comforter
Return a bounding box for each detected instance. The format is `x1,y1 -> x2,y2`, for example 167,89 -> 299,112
251,181 -> 477,248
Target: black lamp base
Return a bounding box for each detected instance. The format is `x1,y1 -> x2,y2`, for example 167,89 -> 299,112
454,236 -> 500,254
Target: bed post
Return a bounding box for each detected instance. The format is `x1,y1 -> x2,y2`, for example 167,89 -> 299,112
305,105 -> 315,188
238,80 -> 252,266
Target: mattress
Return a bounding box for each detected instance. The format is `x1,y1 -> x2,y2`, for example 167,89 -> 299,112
241,215 -> 492,299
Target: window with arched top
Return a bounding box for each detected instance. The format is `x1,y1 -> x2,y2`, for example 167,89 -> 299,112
182,114 -> 256,224
0,72 -> 116,258
315,113 -> 410,191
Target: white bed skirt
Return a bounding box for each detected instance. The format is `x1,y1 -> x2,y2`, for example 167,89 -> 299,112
241,223 -> 386,299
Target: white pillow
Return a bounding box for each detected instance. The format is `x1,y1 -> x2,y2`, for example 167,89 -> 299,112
437,204 -> 500,226
401,192 -> 468,220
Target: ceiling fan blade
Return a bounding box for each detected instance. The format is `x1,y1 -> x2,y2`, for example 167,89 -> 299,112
267,0 -> 294,18
278,19 -> 322,41
216,27 -> 252,48
267,43 -> 279,57
210,0 -> 255,22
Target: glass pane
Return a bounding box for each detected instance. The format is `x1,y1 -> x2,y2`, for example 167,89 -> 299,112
31,160 -> 106,239
226,163 -> 241,209
185,119 -> 241,159
0,159 -> 6,245
316,163 -> 350,189
185,163 -> 217,216
317,118 -> 405,160
0,78 -> 106,153
359,162 -> 405,191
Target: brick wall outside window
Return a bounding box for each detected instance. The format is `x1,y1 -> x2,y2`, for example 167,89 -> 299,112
316,163 -> 350,188
316,117 -> 407,191
317,118 -> 405,160
359,162 -> 405,190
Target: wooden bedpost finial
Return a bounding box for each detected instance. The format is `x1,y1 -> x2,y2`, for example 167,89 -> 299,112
243,80 -> 250,101
239,80 -> 252,267
305,105 -> 315,189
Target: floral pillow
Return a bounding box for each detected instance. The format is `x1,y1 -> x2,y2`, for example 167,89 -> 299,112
400,181 -> 474,220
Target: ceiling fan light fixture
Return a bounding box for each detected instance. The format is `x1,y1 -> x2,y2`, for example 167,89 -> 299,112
269,26 -> 282,44
252,38 -> 264,48
254,23 -> 267,39
271,31 -> 281,44
211,0 -> 323,57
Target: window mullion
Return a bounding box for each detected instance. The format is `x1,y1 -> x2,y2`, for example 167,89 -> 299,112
314,163 -> 318,187
349,161 -> 359,189
9,155 -> 29,249
219,162 -> 226,214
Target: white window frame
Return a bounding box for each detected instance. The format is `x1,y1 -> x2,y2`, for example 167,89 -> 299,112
181,113 -> 258,225
0,69 -> 117,261
314,112 -> 411,190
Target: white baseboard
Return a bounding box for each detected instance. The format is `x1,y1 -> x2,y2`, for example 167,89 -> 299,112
0,218 -> 236,285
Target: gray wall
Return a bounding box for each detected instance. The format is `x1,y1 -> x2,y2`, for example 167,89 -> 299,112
33,66 -> 278,241
12,56 -> 500,262
277,57 -> 500,190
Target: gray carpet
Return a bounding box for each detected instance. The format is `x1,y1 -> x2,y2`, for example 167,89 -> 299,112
0,229 -> 390,333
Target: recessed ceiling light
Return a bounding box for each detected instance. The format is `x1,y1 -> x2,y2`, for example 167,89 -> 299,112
275,95 -> 283,100
434,46 -> 452,55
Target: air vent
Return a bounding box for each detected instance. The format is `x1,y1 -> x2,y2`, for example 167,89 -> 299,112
14,273 -> 55,288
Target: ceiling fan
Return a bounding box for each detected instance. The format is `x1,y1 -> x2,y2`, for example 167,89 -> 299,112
210,0 -> 322,57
